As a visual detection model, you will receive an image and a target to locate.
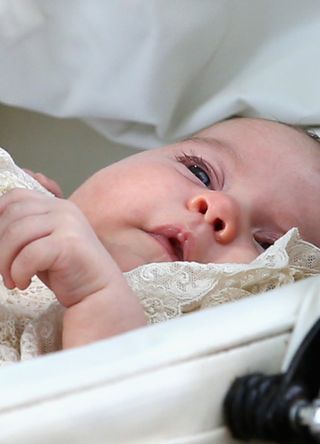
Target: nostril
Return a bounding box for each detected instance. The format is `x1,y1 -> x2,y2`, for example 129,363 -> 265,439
198,200 -> 208,214
213,218 -> 225,232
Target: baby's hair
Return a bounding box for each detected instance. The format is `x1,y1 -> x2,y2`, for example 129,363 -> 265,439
303,129 -> 320,144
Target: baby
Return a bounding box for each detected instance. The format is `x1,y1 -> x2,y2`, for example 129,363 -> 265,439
0,117 -> 320,353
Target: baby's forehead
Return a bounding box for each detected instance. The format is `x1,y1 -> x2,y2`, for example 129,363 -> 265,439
196,117 -> 320,158
199,117 -> 290,137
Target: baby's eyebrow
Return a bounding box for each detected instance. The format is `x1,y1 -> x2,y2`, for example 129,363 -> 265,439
184,136 -> 238,161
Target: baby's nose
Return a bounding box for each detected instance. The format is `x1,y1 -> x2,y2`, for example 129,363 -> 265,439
188,191 -> 240,245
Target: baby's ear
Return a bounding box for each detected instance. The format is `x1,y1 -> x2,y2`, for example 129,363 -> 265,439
23,169 -> 63,198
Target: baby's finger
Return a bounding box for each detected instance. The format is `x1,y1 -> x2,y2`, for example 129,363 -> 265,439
0,188 -> 50,215
9,237 -> 60,290
0,214 -> 54,287
1,273 -> 15,290
23,170 -> 63,198
0,198 -> 52,238
36,173 -> 63,198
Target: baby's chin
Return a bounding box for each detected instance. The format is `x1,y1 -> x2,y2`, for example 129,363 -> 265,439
117,254 -> 148,272
105,244 -> 148,272
108,244 -> 171,272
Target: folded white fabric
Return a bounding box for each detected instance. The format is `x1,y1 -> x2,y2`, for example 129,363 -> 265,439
0,146 -> 319,365
1,1 -> 320,147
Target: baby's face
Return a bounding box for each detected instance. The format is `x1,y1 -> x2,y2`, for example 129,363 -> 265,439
70,118 -> 320,271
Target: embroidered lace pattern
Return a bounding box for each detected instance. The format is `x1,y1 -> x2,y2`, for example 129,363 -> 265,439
0,147 -> 319,364
126,231 -> 320,323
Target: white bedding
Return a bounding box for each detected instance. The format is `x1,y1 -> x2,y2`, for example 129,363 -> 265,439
1,1 -> 320,147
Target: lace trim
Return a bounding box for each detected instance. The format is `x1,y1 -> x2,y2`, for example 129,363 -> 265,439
125,229 -> 320,323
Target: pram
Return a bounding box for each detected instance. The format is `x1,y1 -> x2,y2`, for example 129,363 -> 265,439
0,2 -> 320,443
0,276 -> 319,443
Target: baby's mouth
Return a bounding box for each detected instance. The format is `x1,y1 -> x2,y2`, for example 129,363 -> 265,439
149,226 -> 190,262
168,237 -> 184,261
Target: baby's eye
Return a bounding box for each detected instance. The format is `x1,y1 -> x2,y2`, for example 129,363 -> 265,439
175,153 -> 213,188
254,237 -> 274,251
258,240 -> 273,250
188,164 -> 211,187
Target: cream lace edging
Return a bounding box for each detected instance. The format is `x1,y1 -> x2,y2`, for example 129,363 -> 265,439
126,229 -> 320,323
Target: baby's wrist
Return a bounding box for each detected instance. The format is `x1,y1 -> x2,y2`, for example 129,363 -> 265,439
62,281 -> 147,349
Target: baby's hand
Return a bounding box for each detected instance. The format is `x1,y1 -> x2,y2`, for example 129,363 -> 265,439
23,169 -> 63,198
0,188 -> 121,307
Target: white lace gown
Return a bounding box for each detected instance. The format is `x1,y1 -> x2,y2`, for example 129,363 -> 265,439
0,147 -> 319,364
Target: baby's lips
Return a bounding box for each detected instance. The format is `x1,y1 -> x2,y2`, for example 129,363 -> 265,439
150,225 -> 193,261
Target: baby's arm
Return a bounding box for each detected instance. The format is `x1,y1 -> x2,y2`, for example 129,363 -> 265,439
0,189 -> 147,349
